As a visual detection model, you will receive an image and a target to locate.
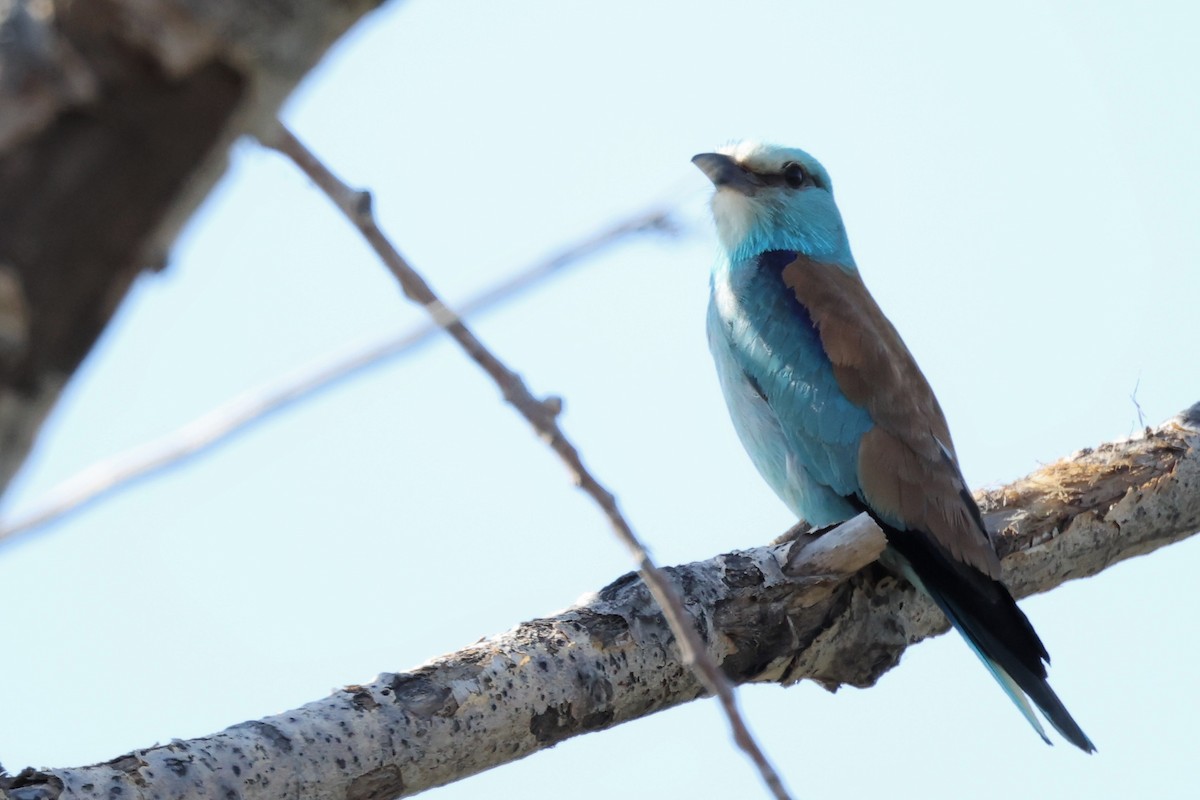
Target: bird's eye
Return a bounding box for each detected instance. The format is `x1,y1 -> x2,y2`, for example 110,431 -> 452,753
783,162 -> 806,188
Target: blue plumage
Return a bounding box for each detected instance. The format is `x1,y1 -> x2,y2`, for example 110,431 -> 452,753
708,248 -> 869,523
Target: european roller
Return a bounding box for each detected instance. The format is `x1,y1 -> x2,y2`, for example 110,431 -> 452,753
694,142 -> 1094,752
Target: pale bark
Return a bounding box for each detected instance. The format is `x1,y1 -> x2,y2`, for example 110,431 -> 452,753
0,0 -> 391,496
5,404 -> 1196,800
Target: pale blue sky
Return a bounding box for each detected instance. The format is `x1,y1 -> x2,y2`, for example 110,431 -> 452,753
2,1 -> 1197,797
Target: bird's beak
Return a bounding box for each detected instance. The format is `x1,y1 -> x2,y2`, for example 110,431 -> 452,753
691,152 -> 762,195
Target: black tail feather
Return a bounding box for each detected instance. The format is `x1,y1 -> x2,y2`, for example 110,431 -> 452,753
873,514 -> 1096,753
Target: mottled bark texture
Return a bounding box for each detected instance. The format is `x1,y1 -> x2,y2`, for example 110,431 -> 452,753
5,404 -> 1197,800
0,0 -> 388,495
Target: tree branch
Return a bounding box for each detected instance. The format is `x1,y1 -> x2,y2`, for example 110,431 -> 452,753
5,404 -> 1196,800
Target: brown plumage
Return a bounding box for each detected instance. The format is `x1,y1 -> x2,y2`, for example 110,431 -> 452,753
781,256 -> 1002,579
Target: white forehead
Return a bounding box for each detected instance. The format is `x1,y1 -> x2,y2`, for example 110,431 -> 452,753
716,140 -> 831,188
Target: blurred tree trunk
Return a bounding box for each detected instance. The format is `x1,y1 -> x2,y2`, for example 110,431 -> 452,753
0,0 -> 390,495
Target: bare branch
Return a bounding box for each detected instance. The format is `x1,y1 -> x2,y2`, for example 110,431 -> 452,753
256,122 -> 794,800
5,406 -> 1196,799
0,205 -> 679,546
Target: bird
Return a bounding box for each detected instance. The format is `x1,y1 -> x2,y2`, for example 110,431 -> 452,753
693,141 -> 1094,752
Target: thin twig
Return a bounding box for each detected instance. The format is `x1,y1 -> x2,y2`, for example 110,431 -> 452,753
1131,375 -> 1147,432
258,121 -> 794,800
0,206 -> 679,546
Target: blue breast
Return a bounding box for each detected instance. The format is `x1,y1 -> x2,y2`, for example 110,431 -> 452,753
708,250 -> 873,524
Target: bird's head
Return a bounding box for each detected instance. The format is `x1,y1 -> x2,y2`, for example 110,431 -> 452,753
693,142 -> 854,267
